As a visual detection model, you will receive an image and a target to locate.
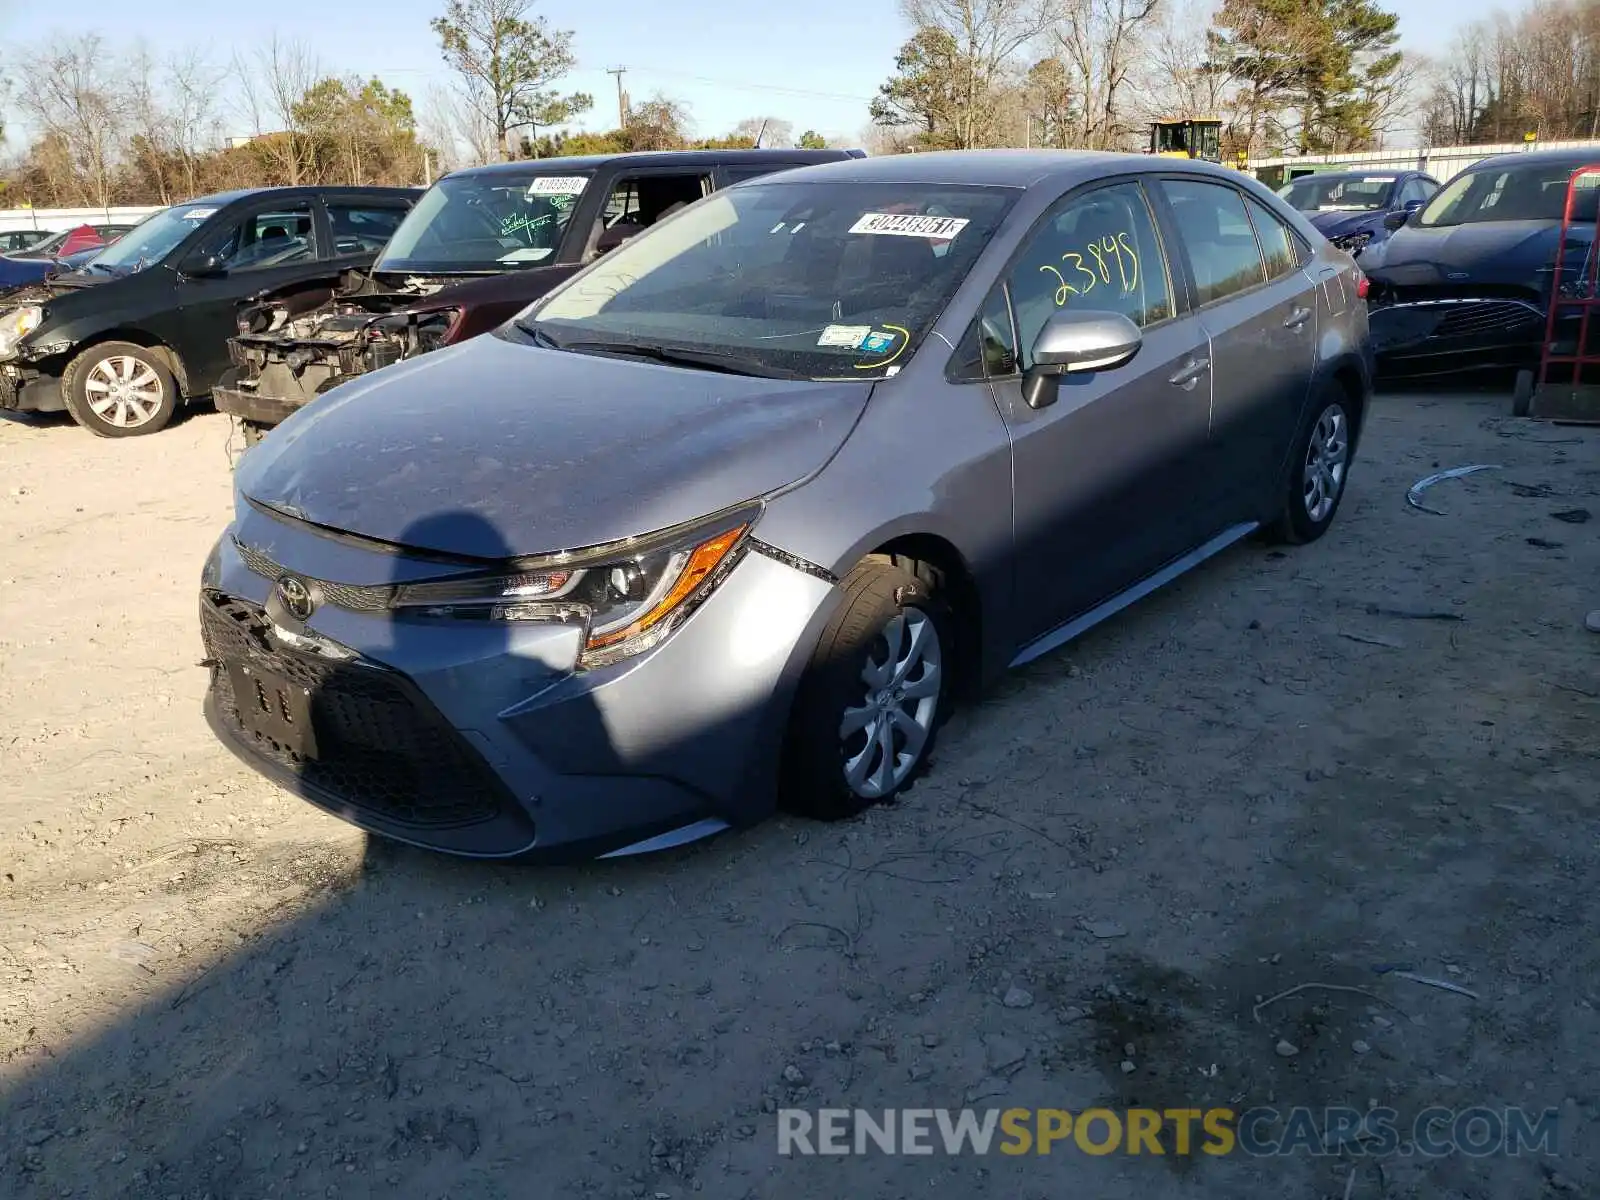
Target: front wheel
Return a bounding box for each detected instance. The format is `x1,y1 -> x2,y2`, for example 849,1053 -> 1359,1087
782,561 -> 951,821
1267,384 -> 1354,545
61,342 -> 178,437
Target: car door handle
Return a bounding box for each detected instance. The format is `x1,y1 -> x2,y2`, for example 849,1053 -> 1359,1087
1168,357 -> 1210,388
1283,306 -> 1312,329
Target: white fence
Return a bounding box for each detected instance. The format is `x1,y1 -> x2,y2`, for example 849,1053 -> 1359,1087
1249,139 -> 1600,183
0,206 -> 165,235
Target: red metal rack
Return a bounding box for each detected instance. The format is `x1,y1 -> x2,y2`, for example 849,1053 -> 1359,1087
1516,163 -> 1600,421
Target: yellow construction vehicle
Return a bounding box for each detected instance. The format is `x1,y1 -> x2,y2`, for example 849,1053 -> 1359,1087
1148,118 -> 1223,162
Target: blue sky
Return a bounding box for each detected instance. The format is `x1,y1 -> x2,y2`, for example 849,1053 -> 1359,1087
3,0 -> 1508,149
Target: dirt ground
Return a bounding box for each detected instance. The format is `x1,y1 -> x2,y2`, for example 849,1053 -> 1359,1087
1,390 -> 1596,1200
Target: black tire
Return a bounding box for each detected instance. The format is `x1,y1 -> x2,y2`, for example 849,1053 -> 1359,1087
781,559 -> 953,821
61,341 -> 178,437
1512,368 -> 1535,418
1266,382 -> 1355,545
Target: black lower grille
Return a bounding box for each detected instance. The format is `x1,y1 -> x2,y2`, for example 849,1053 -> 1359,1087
1432,300 -> 1542,339
201,591 -> 509,829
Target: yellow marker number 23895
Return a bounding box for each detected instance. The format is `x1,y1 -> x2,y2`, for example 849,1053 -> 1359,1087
1037,232 -> 1140,307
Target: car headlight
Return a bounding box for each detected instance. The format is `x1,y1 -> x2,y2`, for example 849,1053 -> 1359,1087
0,305 -> 43,359
388,505 -> 758,667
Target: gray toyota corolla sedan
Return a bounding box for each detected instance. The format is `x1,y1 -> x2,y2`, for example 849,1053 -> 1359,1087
200,150 -> 1372,861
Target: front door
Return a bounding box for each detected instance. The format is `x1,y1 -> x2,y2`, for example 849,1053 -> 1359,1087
982,179 -> 1218,642
176,200 -> 332,394
1160,178 -> 1316,518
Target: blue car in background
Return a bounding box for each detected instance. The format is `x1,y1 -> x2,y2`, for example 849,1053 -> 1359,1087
1277,170 -> 1440,257
0,223 -> 139,293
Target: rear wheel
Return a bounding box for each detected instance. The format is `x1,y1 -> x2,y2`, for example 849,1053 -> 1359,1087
782,561 -> 951,821
1266,383 -> 1353,545
62,342 -> 178,437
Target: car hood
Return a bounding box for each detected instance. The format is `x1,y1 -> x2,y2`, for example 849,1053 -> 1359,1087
234,332 -> 874,559
0,268 -> 117,307
1305,209 -> 1382,237
1364,219 -> 1589,287
367,265 -> 576,310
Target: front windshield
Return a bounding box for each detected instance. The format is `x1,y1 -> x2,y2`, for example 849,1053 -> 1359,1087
526,180 -> 1018,379
1419,163 -> 1600,226
92,205 -> 196,269
1278,175 -> 1395,212
376,170 -> 592,272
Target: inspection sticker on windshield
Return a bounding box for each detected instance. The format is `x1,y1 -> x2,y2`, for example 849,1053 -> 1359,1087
861,330 -> 897,354
528,176 -> 588,196
180,207 -> 218,220
849,213 -> 969,239
818,324 -> 871,348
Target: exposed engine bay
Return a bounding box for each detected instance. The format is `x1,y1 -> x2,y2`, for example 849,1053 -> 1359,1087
215,270 -> 468,433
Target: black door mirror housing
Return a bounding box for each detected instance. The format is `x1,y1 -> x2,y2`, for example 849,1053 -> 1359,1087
1384,207 -> 1416,232
1020,309 -> 1143,410
181,251 -> 228,278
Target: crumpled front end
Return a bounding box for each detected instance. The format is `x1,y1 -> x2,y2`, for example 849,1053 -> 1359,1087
1366,284 -> 1550,378
215,274 -> 465,428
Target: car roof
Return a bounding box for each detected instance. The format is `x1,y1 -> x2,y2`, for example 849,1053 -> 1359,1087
732,148 -> 1265,191
1465,147 -> 1600,173
451,148 -> 857,180
175,185 -> 422,207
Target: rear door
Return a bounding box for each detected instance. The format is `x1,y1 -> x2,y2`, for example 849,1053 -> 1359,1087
174,198 -> 332,395
1159,177 -> 1315,521
975,177 -> 1218,640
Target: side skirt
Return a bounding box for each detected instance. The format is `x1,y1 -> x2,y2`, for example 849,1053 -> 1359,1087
1009,521 -> 1260,669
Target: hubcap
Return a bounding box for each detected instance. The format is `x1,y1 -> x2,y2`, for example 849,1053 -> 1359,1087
1302,403 -> 1349,524
84,356 -> 164,428
839,607 -> 942,799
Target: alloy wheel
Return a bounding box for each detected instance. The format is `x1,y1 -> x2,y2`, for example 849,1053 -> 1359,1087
839,607 -> 942,799
1302,403 -> 1350,524
84,356 -> 165,429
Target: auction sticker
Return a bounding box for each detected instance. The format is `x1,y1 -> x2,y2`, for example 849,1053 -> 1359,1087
849,212 -> 968,238
528,176 -> 589,195
818,324 -> 871,348
180,207 -> 218,220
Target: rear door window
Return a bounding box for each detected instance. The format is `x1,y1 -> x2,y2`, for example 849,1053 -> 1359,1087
1243,195 -> 1301,278
1162,179 -> 1268,306
326,203 -> 409,258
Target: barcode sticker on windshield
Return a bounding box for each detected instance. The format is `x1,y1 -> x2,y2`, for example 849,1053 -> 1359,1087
528,176 -> 588,195
180,207 -> 218,220
849,213 -> 969,239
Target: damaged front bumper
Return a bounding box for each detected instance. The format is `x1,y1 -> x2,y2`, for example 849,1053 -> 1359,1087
0,360 -> 65,414
1367,294 -> 1551,377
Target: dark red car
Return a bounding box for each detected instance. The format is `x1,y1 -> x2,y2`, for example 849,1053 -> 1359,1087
215,148 -> 863,443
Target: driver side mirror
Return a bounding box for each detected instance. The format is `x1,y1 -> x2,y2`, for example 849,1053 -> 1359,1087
1021,310 -> 1143,410
1384,203 -> 1421,232
181,251 -> 228,278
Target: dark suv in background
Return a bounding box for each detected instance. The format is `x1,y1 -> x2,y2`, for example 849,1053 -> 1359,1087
214,148 -> 865,443
0,186 -> 419,436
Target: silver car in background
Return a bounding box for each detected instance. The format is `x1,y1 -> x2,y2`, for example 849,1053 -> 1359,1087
201,150 -> 1372,860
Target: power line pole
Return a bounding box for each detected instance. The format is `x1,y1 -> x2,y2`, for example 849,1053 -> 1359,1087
607,67 -> 628,127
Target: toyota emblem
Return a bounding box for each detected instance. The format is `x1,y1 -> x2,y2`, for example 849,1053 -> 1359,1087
276,575 -> 315,621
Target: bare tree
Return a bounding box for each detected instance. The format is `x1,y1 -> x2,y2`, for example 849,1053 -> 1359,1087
17,34 -> 126,206
1133,0 -> 1234,132
234,36 -> 323,186
166,49 -> 227,197
1054,0 -> 1161,149
732,116 -> 796,148
901,0 -> 1059,147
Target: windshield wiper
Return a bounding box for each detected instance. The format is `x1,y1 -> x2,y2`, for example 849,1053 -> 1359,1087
530,331 -> 800,379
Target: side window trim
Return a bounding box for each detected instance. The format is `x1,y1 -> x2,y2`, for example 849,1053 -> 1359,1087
1241,191 -> 1303,279
946,281 -> 1021,383
1157,175 -> 1274,310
